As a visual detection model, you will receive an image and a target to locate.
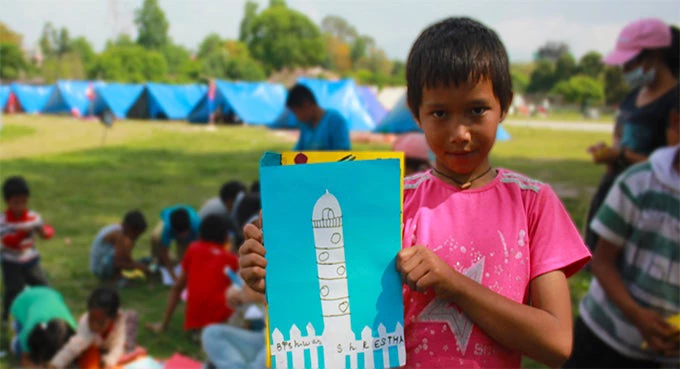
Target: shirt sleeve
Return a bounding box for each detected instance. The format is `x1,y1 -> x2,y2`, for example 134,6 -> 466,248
50,315 -> 95,369
529,185 -> 591,279
331,112 -> 351,150
590,174 -> 638,248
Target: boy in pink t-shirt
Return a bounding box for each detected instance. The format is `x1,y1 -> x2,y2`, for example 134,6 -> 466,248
239,17 -> 591,369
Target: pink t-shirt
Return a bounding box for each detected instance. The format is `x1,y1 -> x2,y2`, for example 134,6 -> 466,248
402,169 -> 591,369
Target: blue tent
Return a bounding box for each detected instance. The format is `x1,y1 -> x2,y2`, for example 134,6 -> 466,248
188,81 -> 287,125
275,78 -> 378,132
128,83 -> 206,120
10,84 -> 53,113
375,96 -> 511,141
357,86 -> 387,124
0,86 -> 9,110
93,83 -> 144,119
42,80 -> 101,116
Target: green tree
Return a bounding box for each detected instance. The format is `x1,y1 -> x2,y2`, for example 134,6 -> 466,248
0,22 -> 23,46
42,53 -> 85,82
246,6 -> 325,71
39,22 -> 57,57
578,51 -> 604,79
551,75 -> 604,105
134,0 -> 169,50
350,36 -> 374,66
511,71 -> 529,93
527,60 -> 556,93
535,41 -> 570,62
197,33 -> 224,59
321,15 -> 358,43
56,28 -> 71,56
162,43 -> 192,80
70,36 -> 97,77
554,53 -> 576,82
603,66 -> 629,105
269,0 -> 286,7
0,42 -> 27,80
239,0 -> 259,43
97,44 -> 168,82
106,34 -> 136,49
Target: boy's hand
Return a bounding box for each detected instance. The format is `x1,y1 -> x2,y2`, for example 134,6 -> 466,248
226,286 -> 245,308
634,308 -> 677,353
397,245 -> 457,299
239,223 -> 267,294
145,322 -> 166,334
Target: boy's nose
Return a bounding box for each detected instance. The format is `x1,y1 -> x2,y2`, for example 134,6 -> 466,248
448,123 -> 471,144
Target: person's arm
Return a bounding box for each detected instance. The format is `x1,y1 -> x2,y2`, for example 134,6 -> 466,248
591,238 -> 677,355
113,236 -> 149,274
102,313 -> 127,368
50,317 -> 94,369
397,246 -> 573,368
147,271 -> 187,333
159,247 -> 176,281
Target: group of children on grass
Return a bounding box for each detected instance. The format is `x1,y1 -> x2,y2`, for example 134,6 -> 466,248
2,15 -> 678,369
1,177 -> 264,368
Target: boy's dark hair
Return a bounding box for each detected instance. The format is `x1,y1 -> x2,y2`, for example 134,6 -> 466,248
250,180 -> 260,194
200,214 -> 228,245
87,287 -> 120,318
286,84 -> 317,108
405,158 -> 430,173
236,194 -> 261,228
406,17 -> 513,118
219,181 -> 246,203
123,210 -> 147,234
169,208 -> 191,233
27,319 -> 75,364
3,176 -> 30,200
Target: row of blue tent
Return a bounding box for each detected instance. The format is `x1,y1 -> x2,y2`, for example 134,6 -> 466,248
0,79 -> 509,139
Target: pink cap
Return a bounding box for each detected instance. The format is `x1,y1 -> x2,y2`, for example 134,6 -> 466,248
393,133 -> 431,162
603,18 -> 671,65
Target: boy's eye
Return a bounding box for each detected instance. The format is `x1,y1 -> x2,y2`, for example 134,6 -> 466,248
431,111 -> 446,119
471,107 -> 489,116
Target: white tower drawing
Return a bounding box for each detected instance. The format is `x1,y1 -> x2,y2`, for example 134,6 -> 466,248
312,190 -> 354,368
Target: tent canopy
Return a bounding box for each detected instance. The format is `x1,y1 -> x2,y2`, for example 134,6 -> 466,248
42,80 -> 101,116
0,86 -> 10,109
128,83 -> 206,120
93,83 -> 144,119
11,84 -> 53,113
188,81 -> 286,125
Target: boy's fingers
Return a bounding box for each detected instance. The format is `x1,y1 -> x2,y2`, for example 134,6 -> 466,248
243,224 -> 263,243
239,239 -> 266,258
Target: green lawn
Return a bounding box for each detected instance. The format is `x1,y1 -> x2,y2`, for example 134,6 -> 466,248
0,115 -> 609,367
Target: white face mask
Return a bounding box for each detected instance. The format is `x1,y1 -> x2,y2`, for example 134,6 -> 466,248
623,66 -> 656,88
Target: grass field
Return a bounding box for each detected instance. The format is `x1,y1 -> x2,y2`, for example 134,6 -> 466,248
0,114 -> 610,368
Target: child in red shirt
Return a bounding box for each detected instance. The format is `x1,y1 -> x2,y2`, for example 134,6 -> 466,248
147,214 -> 239,336
1,176 -> 54,322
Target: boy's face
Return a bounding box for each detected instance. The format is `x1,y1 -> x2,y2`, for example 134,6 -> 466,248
415,78 -> 506,175
6,195 -> 28,216
290,102 -> 315,125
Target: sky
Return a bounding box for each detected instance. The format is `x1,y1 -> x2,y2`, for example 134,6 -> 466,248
2,0 -> 679,62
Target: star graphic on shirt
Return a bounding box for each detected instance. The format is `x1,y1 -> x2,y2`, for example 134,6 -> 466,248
418,257 -> 485,355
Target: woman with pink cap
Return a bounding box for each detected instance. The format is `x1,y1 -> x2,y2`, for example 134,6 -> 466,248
584,18 -> 679,251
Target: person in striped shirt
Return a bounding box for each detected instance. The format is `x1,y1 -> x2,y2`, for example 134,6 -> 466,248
566,110 -> 680,368
1,176 -> 54,322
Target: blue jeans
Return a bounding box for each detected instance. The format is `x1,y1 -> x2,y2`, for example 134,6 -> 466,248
202,325 -> 266,369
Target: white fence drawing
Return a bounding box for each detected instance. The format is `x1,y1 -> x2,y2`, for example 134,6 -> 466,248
270,322 -> 405,369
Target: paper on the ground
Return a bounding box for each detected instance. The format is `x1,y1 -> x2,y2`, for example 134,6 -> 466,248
244,304 -> 264,320
160,265 -> 182,286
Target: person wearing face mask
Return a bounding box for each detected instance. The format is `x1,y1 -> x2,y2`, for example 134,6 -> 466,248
584,18 -> 679,251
